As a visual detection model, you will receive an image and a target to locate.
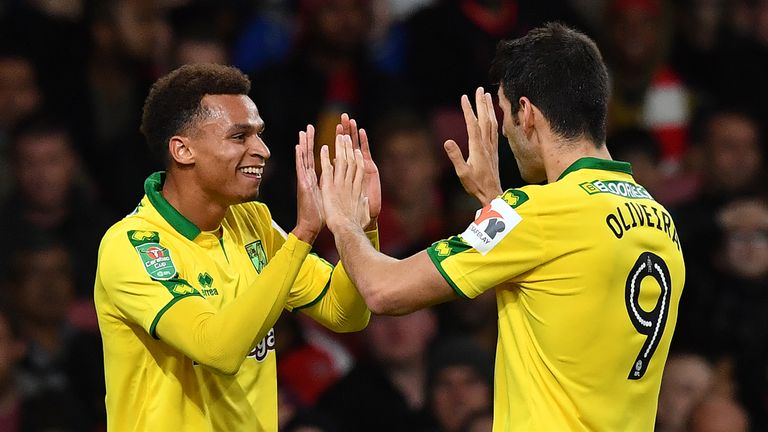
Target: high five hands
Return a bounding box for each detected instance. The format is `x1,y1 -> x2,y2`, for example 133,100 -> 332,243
337,113 -> 380,230
294,114 -> 380,242
444,87 -> 503,206
320,134 -> 371,233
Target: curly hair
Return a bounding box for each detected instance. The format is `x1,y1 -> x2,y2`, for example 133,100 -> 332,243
140,64 -> 251,164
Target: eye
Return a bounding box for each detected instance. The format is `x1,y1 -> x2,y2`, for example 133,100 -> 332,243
231,133 -> 246,141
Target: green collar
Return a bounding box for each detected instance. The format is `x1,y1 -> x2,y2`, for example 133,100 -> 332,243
557,157 -> 633,181
144,171 -> 201,240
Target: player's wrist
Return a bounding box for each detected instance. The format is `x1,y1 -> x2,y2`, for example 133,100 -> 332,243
291,224 -> 319,245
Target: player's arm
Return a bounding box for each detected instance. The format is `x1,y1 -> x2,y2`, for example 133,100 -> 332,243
286,115 -> 382,327
328,228 -> 455,315
290,229 -> 379,331
154,233 -> 311,374
320,136 -> 456,315
99,230 -> 311,376
444,87 -> 502,206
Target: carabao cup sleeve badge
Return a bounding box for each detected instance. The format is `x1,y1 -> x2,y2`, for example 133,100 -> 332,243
136,242 -> 178,281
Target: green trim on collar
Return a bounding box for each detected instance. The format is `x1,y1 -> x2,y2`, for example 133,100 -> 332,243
557,157 -> 633,181
144,172 -> 201,240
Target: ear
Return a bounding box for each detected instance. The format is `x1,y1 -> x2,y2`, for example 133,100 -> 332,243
168,136 -> 195,166
518,96 -> 536,136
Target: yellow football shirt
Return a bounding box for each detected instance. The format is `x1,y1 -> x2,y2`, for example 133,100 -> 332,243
427,158 -> 685,431
95,172 -> 368,431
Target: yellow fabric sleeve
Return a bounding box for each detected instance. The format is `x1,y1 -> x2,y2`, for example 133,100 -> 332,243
295,227 -> 379,332
155,234 -> 311,375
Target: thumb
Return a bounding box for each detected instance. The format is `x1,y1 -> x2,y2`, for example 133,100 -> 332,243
444,139 -> 468,174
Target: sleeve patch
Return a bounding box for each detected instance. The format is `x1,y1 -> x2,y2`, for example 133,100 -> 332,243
461,197 -> 522,255
127,231 -> 178,281
501,189 -> 529,208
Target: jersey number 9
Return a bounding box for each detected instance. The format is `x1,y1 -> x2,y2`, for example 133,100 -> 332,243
624,252 -> 672,380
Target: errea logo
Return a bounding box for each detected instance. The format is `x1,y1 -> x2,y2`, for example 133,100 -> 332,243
197,272 -> 219,297
461,197 -> 522,255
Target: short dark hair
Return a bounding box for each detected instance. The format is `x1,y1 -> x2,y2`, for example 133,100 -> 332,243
140,63 -> 251,164
489,22 -> 609,146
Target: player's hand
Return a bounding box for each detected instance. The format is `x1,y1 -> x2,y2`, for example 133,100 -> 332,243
444,87 -> 502,206
320,134 -> 370,233
337,113 -> 380,230
293,124 -> 323,244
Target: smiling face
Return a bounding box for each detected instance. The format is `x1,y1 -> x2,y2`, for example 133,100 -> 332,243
182,94 -> 270,205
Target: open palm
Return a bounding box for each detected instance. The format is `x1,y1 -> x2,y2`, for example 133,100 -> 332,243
338,114 -> 381,228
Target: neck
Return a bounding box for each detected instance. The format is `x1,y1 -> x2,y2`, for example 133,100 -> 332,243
162,170 -> 228,232
543,136 -> 611,183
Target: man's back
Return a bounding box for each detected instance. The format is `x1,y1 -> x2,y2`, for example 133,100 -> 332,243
428,158 -> 685,431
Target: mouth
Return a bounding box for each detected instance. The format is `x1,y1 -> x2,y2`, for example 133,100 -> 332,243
238,166 -> 264,179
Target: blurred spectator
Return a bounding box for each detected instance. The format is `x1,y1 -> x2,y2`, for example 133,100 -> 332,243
423,337 -> 493,432
171,32 -> 229,67
0,49 -> 42,199
602,0 -> 693,173
373,111 -> 446,256
405,0 -> 580,111
251,0 -> 409,226
673,107 -> 764,265
276,314 -> 345,407
84,0 -> 169,213
676,197 -> 768,429
655,352 -> 714,432
0,304 -> 25,430
4,243 -> 105,431
670,0 -> 730,94
0,115 -> 114,299
688,396 -> 750,432
435,290 -> 497,355
607,127 -> 699,205
317,309 -> 438,432
0,0 -> 90,145
231,1 -> 295,74
460,409 -> 493,432
705,0 -> 768,133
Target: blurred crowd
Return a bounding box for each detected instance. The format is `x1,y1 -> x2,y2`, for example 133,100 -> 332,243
0,0 -> 765,431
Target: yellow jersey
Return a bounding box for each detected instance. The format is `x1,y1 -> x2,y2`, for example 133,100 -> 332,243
427,158 -> 685,431
95,172 -> 370,431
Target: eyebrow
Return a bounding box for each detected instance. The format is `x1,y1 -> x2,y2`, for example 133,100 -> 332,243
227,122 -> 265,134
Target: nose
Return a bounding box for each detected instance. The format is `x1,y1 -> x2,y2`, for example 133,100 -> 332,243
250,136 -> 271,160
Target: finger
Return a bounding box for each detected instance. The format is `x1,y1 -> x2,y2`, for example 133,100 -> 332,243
344,135 -> 356,186
341,112 -> 351,136
444,139 -> 468,176
359,128 -> 372,161
349,118 -> 360,150
334,134 -> 348,187
295,145 -> 307,187
306,124 -> 316,172
352,148 -> 365,200
475,87 -> 489,144
319,145 -> 333,191
486,93 -> 498,147
460,94 -> 481,151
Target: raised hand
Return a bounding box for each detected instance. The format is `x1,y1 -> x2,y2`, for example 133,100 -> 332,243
444,87 -> 502,206
320,134 -> 370,233
293,124 -> 323,244
337,113 -> 380,229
